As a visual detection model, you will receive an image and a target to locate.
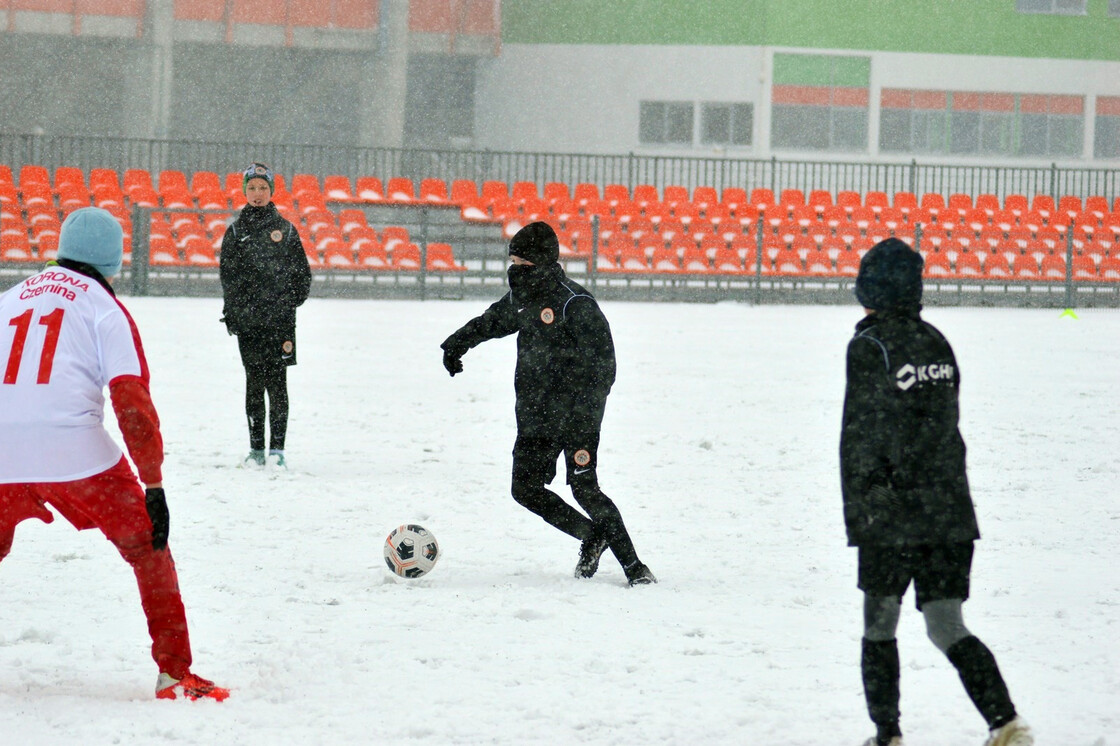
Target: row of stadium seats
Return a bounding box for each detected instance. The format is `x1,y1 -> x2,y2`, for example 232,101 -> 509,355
2,165 -> 1118,280
6,164 -> 1119,228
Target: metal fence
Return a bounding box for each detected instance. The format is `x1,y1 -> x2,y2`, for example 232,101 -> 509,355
3,131 -> 1119,204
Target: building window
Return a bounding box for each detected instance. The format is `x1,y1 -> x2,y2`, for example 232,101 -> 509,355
880,88 -> 1083,158
1020,94 -> 1083,157
1110,0 -> 1120,16
1096,96 -> 1120,158
880,90 -> 948,153
701,103 -> 753,146
639,101 -> 694,145
1017,0 -> 1087,13
770,53 -> 870,152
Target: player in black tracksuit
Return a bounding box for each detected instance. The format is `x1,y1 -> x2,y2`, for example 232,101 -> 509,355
441,222 -> 655,587
841,239 -> 1031,746
219,163 -> 312,468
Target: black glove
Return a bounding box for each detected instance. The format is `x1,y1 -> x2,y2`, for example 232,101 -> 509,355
145,487 -> 170,551
442,343 -> 467,376
441,331 -> 470,376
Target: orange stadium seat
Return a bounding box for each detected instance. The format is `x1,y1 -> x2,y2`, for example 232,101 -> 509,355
426,242 -> 466,271
420,178 -> 449,203
323,175 -> 355,202
893,191 -> 918,215
355,240 -> 390,270
19,165 -> 50,187
380,226 -> 410,255
355,176 -> 385,202
693,186 -> 719,210
780,188 -> 805,208
721,187 -> 748,211
391,242 -> 421,270
190,171 -> 222,196
386,177 -> 416,203
975,194 -> 1000,214
681,244 -> 711,273
482,180 -> 510,206
543,182 -> 570,205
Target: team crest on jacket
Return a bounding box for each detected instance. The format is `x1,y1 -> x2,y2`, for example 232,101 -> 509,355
282,340 -> 294,354
573,449 -> 591,466
540,308 -> 555,324
270,230 -> 283,242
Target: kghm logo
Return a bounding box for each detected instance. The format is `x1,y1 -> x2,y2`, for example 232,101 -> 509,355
895,362 -> 955,390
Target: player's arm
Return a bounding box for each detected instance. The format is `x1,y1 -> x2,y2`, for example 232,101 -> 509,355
109,375 -> 164,487
839,336 -> 895,495
440,294 -> 519,375
284,225 -> 312,307
566,297 -> 616,396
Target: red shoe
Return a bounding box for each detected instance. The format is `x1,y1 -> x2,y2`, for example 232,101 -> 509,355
156,672 -> 230,701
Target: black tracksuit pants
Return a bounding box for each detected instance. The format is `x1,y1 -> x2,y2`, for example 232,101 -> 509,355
237,330 -> 293,452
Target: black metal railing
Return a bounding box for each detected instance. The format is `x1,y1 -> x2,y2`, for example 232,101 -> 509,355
3,131 -> 1118,204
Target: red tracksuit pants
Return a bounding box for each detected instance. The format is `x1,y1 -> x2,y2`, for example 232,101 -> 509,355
0,457 -> 192,679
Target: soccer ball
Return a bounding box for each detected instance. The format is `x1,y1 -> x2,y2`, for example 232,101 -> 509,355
383,524 -> 440,579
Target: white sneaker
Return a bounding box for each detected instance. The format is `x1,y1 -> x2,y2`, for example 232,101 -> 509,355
984,717 -> 1033,746
861,737 -> 904,746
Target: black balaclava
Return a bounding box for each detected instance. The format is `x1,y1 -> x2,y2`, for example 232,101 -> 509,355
507,221 -> 561,305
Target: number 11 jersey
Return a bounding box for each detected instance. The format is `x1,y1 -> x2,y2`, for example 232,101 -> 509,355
0,266 -> 150,483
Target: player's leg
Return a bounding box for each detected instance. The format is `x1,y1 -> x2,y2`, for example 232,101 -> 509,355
563,436 -> 652,584
511,435 -> 594,540
237,334 -> 267,459
49,459 -> 193,679
0,524 -> 13,561
0,482 -> 54,561
915,543 -> 1021,734
857,546 -> 910,746
264,363 -> 289,456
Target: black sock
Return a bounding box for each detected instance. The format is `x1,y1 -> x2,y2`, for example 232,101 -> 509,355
862,638 -> 901,735
945,635 -> 1017,728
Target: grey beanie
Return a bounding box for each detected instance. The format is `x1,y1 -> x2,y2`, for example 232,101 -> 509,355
58,207 -> 124,279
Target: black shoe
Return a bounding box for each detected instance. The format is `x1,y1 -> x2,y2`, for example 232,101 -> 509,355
574,531 -> 611,579
624,562 -> 657,586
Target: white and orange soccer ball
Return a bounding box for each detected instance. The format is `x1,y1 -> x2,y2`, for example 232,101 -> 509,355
383,524 -> 440,579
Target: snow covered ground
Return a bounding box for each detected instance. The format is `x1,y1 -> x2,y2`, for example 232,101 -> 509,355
0,296 -> 1116,746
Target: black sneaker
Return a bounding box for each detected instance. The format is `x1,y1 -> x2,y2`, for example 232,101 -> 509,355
574,532 -> 610,579
625,562 -> 657,587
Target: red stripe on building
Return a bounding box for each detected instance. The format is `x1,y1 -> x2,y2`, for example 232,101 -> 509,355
1048,95 -> 1083,115
772,85 -> 832,106
1098,96 -> 1120,117
913,90 -> 948,110
952,92 -> 981,111
880,89 -> 911,109
981,93 -> 1015,112
832,87 -> 869,107
1020,94 -> 1049,114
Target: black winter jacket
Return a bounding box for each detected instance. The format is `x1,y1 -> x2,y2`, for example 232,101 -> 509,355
840,309 -> 980,547
443,265 -> 616,438
219,203 -> 311,334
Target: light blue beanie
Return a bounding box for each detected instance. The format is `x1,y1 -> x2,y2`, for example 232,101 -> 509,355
58,207 -> 124,278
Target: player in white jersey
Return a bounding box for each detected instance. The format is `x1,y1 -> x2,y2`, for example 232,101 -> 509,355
0,206 -> 228,702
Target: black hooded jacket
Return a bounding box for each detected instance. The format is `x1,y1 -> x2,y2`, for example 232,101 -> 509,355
442,263 -> 616,438
840,309 -> 980,547
219,203 -> 311,334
